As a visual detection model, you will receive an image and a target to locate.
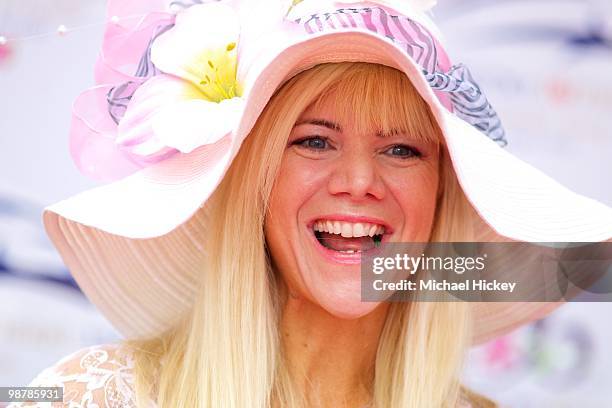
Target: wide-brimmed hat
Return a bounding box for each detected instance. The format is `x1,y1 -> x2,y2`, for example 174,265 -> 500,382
44,0 -> 612,343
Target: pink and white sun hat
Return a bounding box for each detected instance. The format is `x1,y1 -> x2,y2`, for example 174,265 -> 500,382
44,0 -> 612,343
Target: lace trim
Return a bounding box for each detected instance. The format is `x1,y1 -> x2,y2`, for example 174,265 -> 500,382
7,343 -> 157,408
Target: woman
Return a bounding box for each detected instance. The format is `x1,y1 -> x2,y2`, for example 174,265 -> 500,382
11,0 -> 611,407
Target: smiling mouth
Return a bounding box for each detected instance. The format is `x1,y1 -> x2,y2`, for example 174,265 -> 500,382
313,220 -> 385,253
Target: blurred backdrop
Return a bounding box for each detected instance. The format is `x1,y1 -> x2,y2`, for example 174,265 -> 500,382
1,0 -> 611,406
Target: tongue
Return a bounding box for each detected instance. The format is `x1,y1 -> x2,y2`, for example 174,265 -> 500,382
317,232 -> 375,252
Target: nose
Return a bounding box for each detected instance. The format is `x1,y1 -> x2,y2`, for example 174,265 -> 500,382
327,148 -> 385,201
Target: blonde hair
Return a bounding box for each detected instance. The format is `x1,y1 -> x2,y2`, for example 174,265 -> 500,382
124,62 -> 491,407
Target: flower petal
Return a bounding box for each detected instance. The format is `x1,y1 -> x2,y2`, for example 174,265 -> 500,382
70,85 -> 144,181
152,97 -> 244,153
116,74 -> 205,157
151,2 -> 241,99
107,0 -> 169,30
96,12 -> 174,85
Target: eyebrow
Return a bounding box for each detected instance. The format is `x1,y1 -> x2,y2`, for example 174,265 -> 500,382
294,118 -> 401,138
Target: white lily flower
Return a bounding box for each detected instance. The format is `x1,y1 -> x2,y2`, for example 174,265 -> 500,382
116,2 -> 245,156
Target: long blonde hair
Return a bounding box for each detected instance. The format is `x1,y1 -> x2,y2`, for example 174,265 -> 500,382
124,62 -> 486,408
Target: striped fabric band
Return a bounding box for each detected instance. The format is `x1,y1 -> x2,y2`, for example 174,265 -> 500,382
168,0 -> 207,10
293,6 -> 508,146
425,64 -> 506,146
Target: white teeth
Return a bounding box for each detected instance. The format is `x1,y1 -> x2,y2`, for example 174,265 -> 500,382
313,220 -> 386,238
341,223 -> 352,237
340,249 -> 361,254
354,223 -> 365,236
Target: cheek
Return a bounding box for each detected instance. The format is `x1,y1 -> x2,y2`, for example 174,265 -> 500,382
267,155 -> 327,221
280,154 -> 329,191
264,156 -> 330,279
268,154 -> 333,225
388,165 -> 439,238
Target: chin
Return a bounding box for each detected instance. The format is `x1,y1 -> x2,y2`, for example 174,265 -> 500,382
313,287 -> 382,319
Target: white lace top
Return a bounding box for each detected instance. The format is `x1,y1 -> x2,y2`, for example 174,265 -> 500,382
7,343 -> 157,408
9,343 -> 483,407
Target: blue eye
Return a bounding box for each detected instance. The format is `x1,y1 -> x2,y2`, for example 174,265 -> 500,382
294,136 -> 329,150
385,145 -> 421,159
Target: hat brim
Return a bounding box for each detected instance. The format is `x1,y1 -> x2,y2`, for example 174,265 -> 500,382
44,31 -> 612,342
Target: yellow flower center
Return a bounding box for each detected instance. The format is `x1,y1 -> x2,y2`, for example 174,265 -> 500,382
196,42 -> 242,102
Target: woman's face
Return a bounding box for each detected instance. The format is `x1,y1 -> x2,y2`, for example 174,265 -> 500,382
265,92 -> 440,318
